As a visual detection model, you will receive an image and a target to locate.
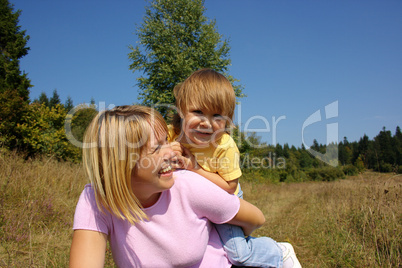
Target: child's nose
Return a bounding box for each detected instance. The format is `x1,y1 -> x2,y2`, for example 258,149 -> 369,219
200,117 -> 212,128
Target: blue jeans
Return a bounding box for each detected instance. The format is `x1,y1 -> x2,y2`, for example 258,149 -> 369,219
214,185 -> 283,267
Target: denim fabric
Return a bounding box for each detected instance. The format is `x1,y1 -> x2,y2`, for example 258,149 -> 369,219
214,185 -> 283,268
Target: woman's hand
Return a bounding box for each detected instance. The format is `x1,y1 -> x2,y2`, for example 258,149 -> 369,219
170,142 -> 198,171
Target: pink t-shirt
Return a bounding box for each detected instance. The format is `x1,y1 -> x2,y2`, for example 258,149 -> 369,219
73,170 -> 240,267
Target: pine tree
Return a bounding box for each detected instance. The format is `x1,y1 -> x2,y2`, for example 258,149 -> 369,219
374,127 -> 396,169
394,126 -> 402,165
37,92 -> 49,107
0,0 -> 31,149
64,96 -> 74,112
49,89 -> 61,108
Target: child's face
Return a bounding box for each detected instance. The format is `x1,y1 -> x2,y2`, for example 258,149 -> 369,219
131,128 -> 175,206
181,106 -> 227,146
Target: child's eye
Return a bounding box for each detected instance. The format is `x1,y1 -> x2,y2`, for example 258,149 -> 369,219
214,114 -> 224,120
192,110 -> 203,115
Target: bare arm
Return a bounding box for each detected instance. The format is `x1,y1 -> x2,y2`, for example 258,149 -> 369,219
192,167 -> 238,194
227,198 -> 266,236
69,230 -> 107,268
171,141 -> 238,194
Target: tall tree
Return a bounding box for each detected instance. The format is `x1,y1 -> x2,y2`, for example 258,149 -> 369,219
49,89 -> 61,108
0,0 -> 31,149
393,126 -> 402,165
64,95 -> 74,112
128,0 -> 244,115
357,134 -> 370,167
37,91 -> 49,107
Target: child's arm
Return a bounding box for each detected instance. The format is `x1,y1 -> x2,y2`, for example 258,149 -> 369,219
171,142 -> 238,194
192,167 -> 238,194
227,198 -> 265,236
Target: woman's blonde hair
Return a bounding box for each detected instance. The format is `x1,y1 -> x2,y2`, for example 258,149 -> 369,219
172,68 -> 236,134
82,105 -> 168,224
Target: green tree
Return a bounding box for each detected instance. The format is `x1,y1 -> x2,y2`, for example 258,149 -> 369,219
375,127 -> 395,165
39,92 -> 49,105
69,104 -> 98,144
299,145 -> 314,169
64,95 -> 74,112
357,134 -> 370,167
395,126 -> 402,165
354,156 -> 365,172
49,89 -> 60,108
0,0 -> 31,149
395,126 -> 402,143
128,0 -> 244,116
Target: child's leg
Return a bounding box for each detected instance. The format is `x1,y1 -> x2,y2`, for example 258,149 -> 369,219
214,223 -> 283,267
215,184 -> 283,267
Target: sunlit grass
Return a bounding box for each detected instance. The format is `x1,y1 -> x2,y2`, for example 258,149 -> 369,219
244,172 -> 401,267
1,150 -> 400,267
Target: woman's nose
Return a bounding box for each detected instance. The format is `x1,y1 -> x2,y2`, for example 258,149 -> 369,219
162,144 -> 175,158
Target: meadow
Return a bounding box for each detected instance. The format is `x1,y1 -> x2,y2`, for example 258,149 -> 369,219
0,150 -> 400,267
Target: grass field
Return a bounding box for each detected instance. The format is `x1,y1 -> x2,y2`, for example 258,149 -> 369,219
0,150 -> 401,267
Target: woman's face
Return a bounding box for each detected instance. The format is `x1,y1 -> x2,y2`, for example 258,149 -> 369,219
131,128 -> 175,207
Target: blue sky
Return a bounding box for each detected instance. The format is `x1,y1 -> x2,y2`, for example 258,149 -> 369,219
11,0 -> 402,147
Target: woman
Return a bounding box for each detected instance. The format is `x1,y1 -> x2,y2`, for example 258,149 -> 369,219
69,105 -> 281,267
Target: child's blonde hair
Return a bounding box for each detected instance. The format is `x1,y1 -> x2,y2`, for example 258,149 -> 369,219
173,68 -> 236,134
82,105 -> 168,224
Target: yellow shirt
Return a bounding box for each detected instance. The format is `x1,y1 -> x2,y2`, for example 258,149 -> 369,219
168,125 -> 241,195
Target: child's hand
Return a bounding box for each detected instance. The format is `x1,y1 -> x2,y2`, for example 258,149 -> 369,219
170,141 -> 198,171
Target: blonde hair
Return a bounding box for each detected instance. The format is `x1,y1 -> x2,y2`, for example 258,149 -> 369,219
173,68 -> 236,134
82,105 -> 168,224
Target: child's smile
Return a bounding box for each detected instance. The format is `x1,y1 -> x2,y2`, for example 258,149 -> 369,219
180,107 -> 227,147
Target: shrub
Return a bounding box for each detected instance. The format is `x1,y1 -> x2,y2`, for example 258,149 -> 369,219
16,103 -> 80,161
380,162 -> 393,173
343,165 -> 359,176
306,167 -> 345,181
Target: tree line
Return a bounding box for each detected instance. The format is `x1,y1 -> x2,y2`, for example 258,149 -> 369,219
234,126 -> 402,183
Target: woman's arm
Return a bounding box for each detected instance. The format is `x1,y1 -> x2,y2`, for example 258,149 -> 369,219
227,198 -> 266,236
69,229 -> 107,268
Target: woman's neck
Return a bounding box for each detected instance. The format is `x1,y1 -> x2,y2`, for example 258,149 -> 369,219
138,192 -> 161,208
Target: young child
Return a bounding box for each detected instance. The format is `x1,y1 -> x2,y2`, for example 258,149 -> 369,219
169,68 -> 301,268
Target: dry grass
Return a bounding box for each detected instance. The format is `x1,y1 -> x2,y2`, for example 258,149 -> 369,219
244,172 -> 401,267
0,150 -> 86,267
1,150 -> 401,267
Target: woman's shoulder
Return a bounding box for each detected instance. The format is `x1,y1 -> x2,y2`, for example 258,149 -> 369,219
173,170 -> 206,185
172,170 -> 230,197
172,170 -> 217,191
76,184 -> 97,207
81,183 -> 95,196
